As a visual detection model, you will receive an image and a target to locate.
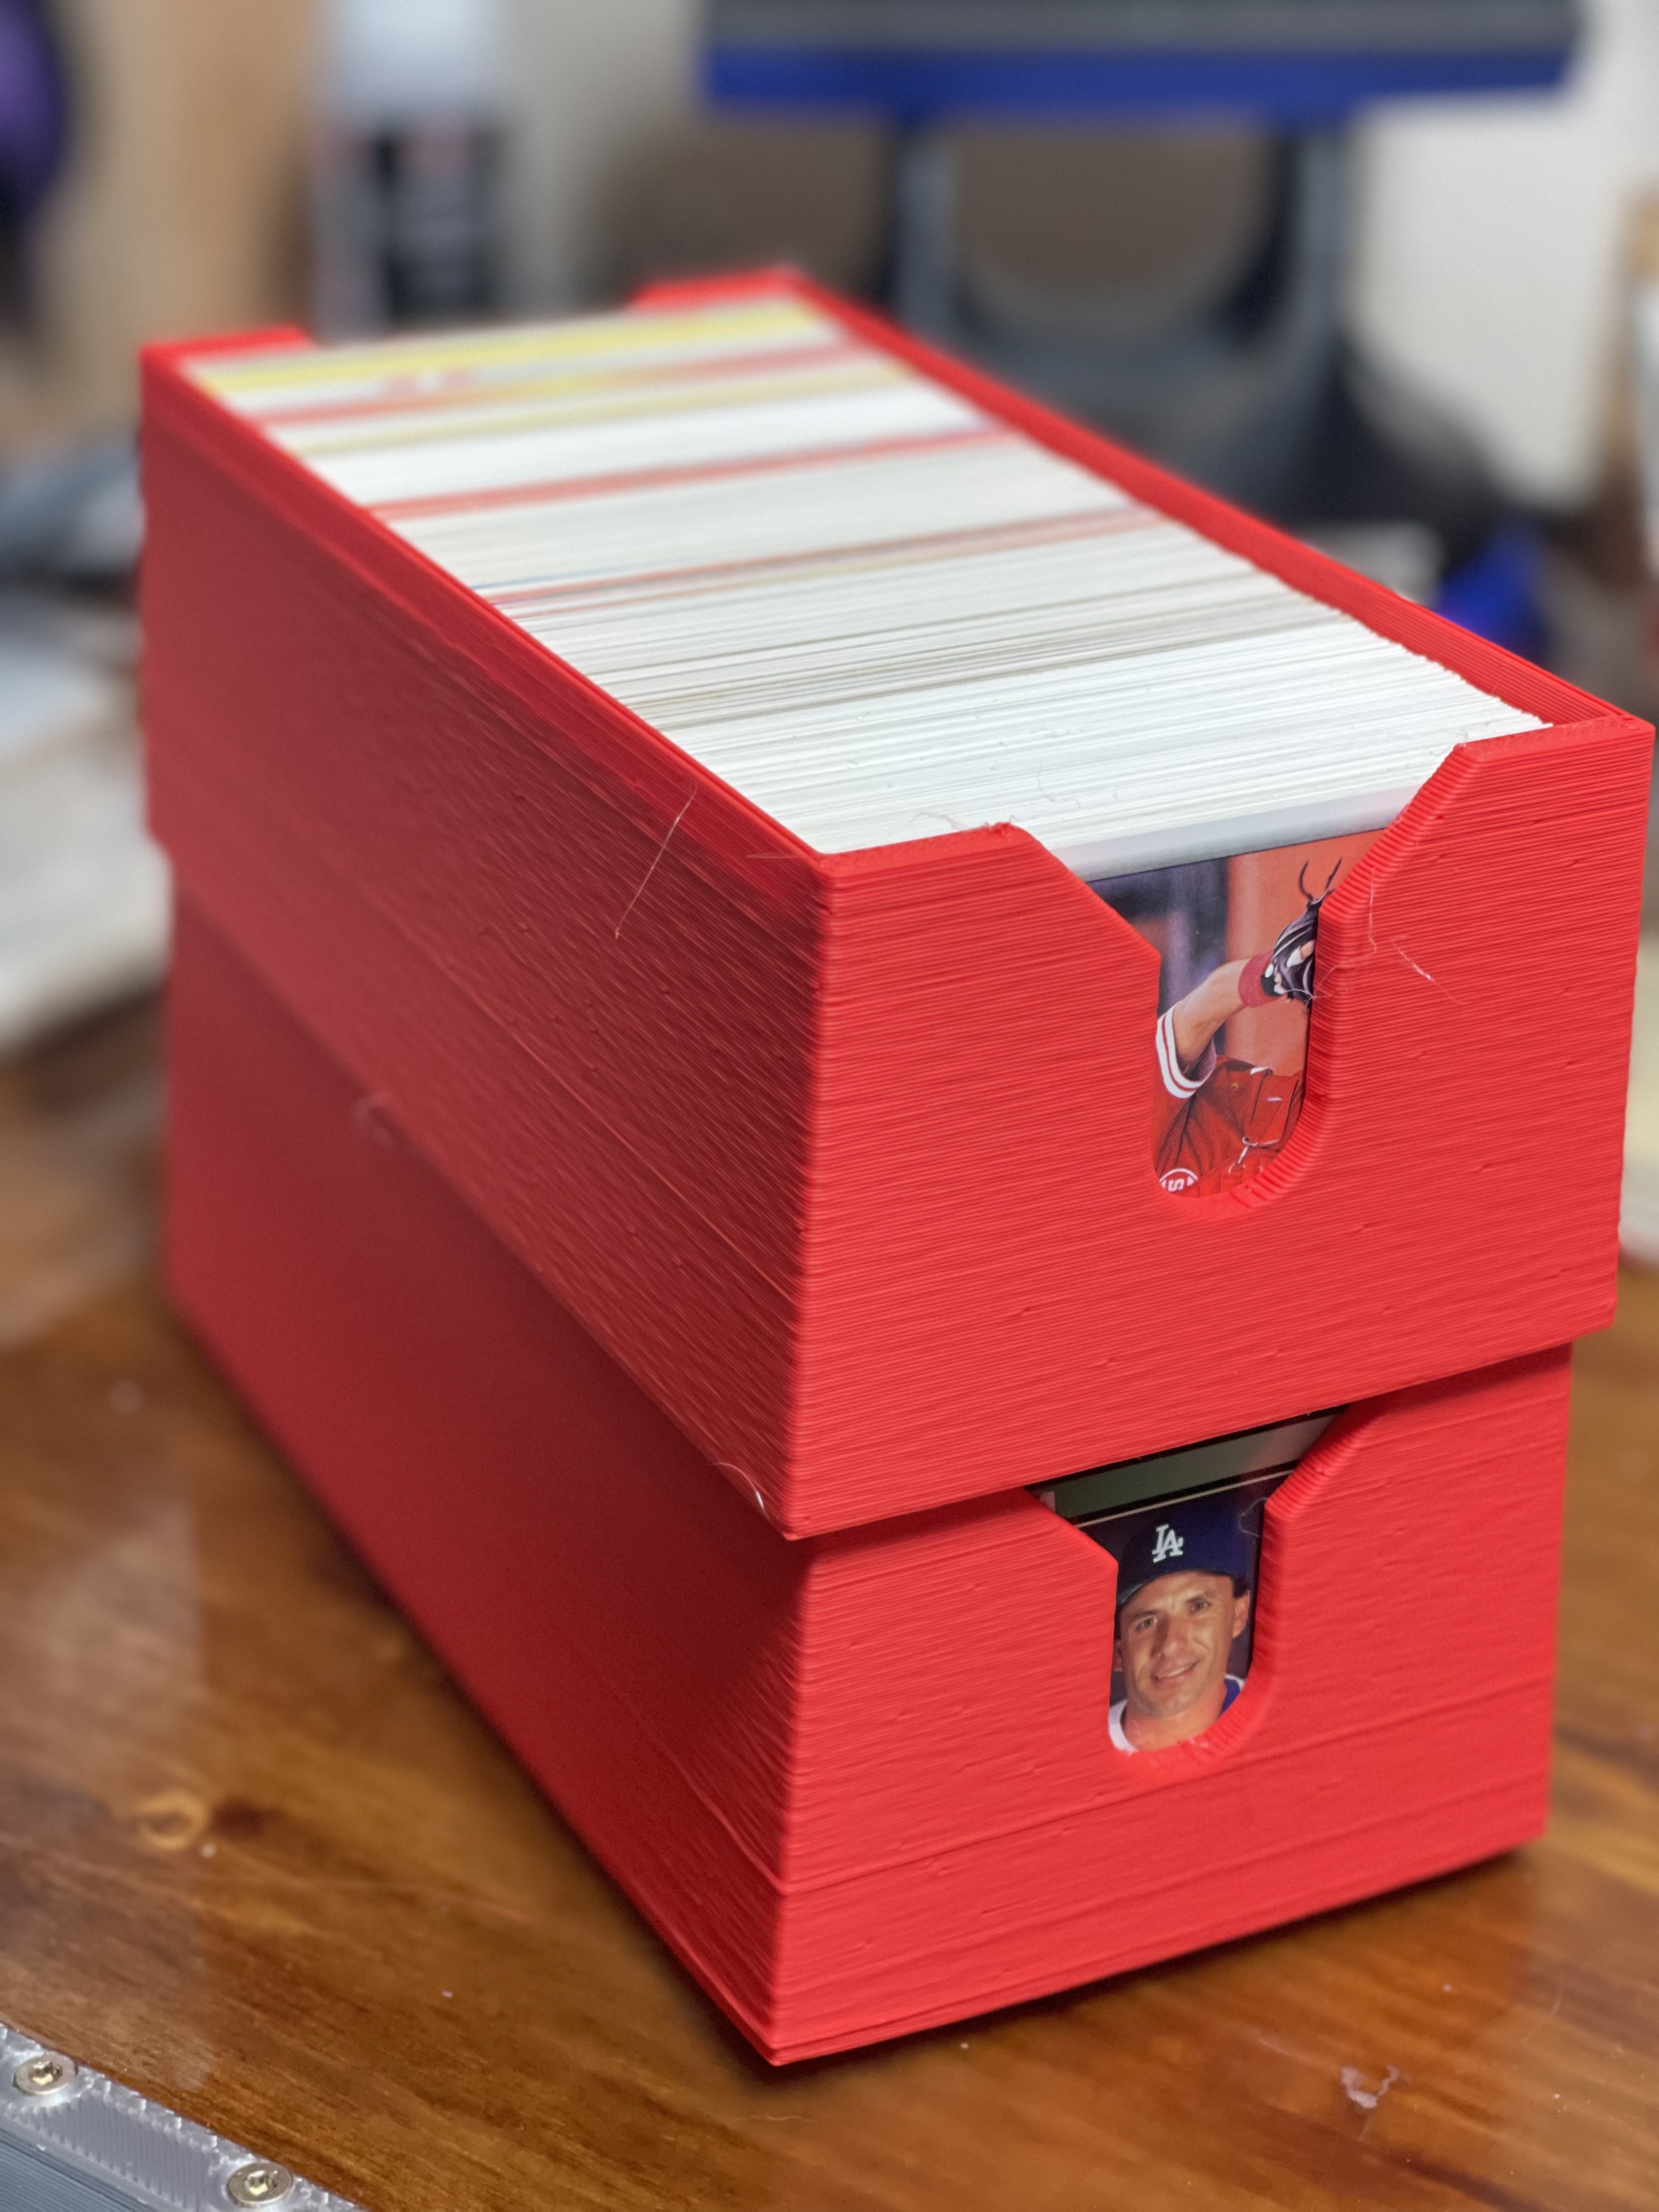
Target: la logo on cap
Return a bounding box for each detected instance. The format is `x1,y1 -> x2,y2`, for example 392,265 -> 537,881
1151,1523 -> 1184,1565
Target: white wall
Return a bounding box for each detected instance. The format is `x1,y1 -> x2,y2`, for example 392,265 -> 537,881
1349,0 -> 1659,507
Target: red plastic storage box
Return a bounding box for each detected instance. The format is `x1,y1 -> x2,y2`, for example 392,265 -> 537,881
141,277 -> 1649,1539
141,273 -> 1649,2059
168,904 -> 1573,2063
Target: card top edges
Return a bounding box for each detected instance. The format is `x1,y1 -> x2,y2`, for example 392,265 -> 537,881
179,292 -> 1543,878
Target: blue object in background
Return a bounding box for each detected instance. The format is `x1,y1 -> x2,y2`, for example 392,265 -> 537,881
1433,526 -> 1548,665
705,1 -> 1580,126
706,44 -> 1573,127
0,0 -> 64,225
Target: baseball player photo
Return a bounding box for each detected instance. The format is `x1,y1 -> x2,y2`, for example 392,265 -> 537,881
1080,1477 -> 1278,1754
1092,831 -> 1376,1198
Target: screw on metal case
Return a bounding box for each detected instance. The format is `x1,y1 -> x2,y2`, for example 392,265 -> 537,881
226,2163 -> 296,2206
12,2053 -> 76,2096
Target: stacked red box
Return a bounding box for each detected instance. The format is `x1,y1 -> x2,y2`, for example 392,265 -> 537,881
142,274 -> 1651,2061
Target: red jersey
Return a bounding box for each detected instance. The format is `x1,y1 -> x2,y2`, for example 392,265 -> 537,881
1153,1008 -> 1302,1196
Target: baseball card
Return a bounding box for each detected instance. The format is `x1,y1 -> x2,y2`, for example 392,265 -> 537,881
1034,1407 -> 1334,1525
1090,829 -> 1377,1197
1069,1471 -> 1287,1755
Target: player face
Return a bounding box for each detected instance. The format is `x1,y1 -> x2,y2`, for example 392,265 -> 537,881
1115,1571 -> 1250,1739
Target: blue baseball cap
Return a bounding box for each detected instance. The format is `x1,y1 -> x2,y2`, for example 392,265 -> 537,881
1109,1488 -> 1256,1613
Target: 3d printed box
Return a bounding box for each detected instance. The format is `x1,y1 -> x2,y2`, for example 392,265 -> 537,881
142,274 -> 1648,2059
167,904 -> 1573,2062
140,279 -> 1648,1538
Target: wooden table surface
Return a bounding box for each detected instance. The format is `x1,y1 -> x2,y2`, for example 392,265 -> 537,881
1,1000 -> 1656,2212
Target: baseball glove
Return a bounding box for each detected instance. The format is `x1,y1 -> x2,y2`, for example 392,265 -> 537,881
1256,860 -> 1341,1007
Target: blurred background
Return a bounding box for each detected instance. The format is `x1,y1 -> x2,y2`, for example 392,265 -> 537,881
5,0 -> 1659,1291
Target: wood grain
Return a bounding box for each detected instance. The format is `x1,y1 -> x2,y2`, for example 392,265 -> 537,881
0,998 -> 1656,2205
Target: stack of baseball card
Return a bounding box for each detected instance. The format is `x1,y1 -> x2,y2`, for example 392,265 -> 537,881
142,274 -> 1650,2058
